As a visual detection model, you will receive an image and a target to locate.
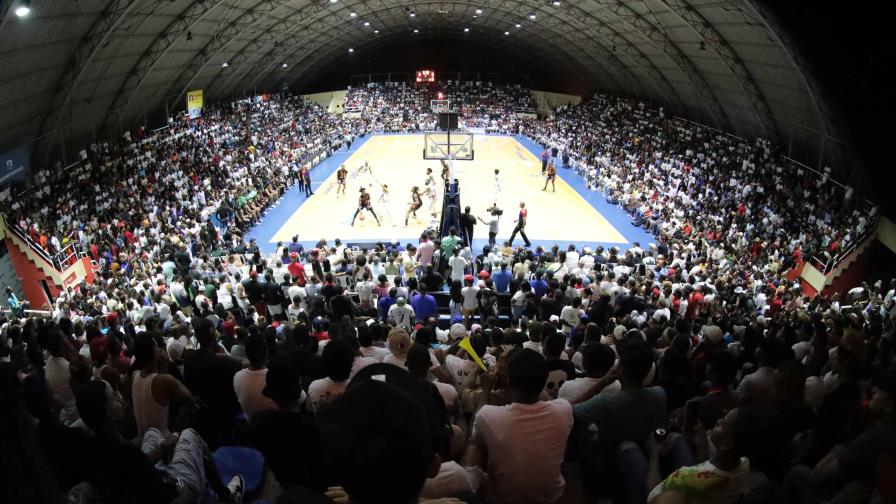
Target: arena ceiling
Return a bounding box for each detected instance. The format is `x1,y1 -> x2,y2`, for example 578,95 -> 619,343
0,0 -> 843,168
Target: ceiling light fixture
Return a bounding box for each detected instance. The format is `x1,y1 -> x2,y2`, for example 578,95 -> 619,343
504,31 -> 510,35
409,11 -> 416,17
330,0 -> 338,3
14,0 -> 30,17
463,27 -> 470,32
221,62 -> 229,68
475,8 -> 482,14
515,23 -> 521,28
374,29 -> 379,33
529,13 -> 536,19
282,63 -> 288,68
553,1 -> 561,5
348,48 -> 354,53
413,28 -> 419,33
363,21 -> 369,26
350,11 -> 356,17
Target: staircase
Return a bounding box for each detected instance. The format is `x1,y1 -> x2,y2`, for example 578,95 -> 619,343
821,245 -> 873,297
0,213 -> 96,309
799,222 -> 881,299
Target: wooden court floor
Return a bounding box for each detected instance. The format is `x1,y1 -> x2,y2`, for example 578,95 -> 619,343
270,134 -> 627,245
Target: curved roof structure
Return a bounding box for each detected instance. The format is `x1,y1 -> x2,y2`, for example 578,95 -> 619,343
0,0 -> 843,168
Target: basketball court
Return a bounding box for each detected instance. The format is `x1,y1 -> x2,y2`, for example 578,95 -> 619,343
247,131 -> 647,251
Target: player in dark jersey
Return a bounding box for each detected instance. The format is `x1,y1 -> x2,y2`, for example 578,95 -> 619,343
405,186 -> 423,226
440,159 -> 450,182
351,187 -> 380,226
336,164 -> 348,195
542,161 -> 557,192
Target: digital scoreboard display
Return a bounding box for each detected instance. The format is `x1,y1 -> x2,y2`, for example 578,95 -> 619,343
416,69 -> 436,83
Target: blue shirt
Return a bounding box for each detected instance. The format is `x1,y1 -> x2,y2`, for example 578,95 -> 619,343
531,278 -> 549,299
492,269 -> 511,293
378,296 -> 396,321
411,293 -> 438,321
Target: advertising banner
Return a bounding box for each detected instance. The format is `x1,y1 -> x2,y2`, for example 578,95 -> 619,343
187,89 -> 204,119
0,146 -> 29,185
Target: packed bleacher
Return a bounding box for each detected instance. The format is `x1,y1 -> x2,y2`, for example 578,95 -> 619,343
343,80 -> 534,133
1,81 -> 893,504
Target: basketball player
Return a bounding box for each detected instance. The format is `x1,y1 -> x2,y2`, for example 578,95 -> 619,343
425,167 -> 437,190
508,201 -> 531,248
351,187 -> 380,226
378,183 -> 393,225
440,159 -> 450,183
405,186 -> 423,226
424,180 -> 439,220
493,169 -> 502,204
542,161 -> 556,192
336,164 -> 348,195
359,160 -> 374,187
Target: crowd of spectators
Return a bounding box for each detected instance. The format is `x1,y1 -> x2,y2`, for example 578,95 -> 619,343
0,82 -> 893,504
343,80 -> 534,133
520,95 -> 875,269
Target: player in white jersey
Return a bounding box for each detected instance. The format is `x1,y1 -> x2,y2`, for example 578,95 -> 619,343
493,168 -> 502,204
378,183 -> 393,225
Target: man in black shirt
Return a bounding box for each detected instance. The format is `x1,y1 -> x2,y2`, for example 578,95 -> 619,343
460,206 -> 477,248
183,319 -> 245,449
252,354 -> 327,491
263,273 -> 286,321
244,269 -> 265,316
421,264 -> 445,293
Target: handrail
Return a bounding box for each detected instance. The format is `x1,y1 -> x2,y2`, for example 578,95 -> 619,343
53,242 -> 82,269
2,213 -> 61,270
809,217 -> 878,275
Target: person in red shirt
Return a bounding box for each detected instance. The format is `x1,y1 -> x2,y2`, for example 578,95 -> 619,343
287,254 -> 307,286
686,286 -> 705,320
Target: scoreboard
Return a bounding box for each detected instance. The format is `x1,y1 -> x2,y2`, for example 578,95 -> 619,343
416,69 -> 436,83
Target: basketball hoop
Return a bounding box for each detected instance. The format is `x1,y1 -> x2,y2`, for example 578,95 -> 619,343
431,99 -> 451,113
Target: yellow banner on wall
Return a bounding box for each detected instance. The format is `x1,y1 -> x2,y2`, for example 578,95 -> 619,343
187,89 -> 203,119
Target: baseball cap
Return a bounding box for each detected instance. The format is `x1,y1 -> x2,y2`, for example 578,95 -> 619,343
396,296 -> 406,306
387,328 -> 411,358
449,323 -> 467,341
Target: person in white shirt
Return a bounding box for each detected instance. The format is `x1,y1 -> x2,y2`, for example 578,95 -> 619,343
306,339 -> 354,413
233,333 -> 278,420
355,272 -> 375,310
448,248 -> 468,283
559,297 -> 582,334
388,297 -> 415,331
559,342 -> 620,404
466,348 -> 573,504
460,275 -> 480,326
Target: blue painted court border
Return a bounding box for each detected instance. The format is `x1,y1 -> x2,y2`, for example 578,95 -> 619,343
245,133 -> 655,253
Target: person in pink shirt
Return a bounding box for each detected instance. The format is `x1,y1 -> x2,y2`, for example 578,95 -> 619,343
466,349 -> 574,504
415,233 -> 435,269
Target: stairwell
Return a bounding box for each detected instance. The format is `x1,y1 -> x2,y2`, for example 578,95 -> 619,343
821,245 -> 873,297
0,213 -> 96,309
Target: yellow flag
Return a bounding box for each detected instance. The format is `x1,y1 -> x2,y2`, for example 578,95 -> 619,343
458,336 -> 487,372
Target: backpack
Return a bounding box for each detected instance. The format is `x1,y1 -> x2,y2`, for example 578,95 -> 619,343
478,288 -> 498,320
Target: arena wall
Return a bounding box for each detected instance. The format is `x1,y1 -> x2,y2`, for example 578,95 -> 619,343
303,90 -> 349,114
531,90 -> 582,114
